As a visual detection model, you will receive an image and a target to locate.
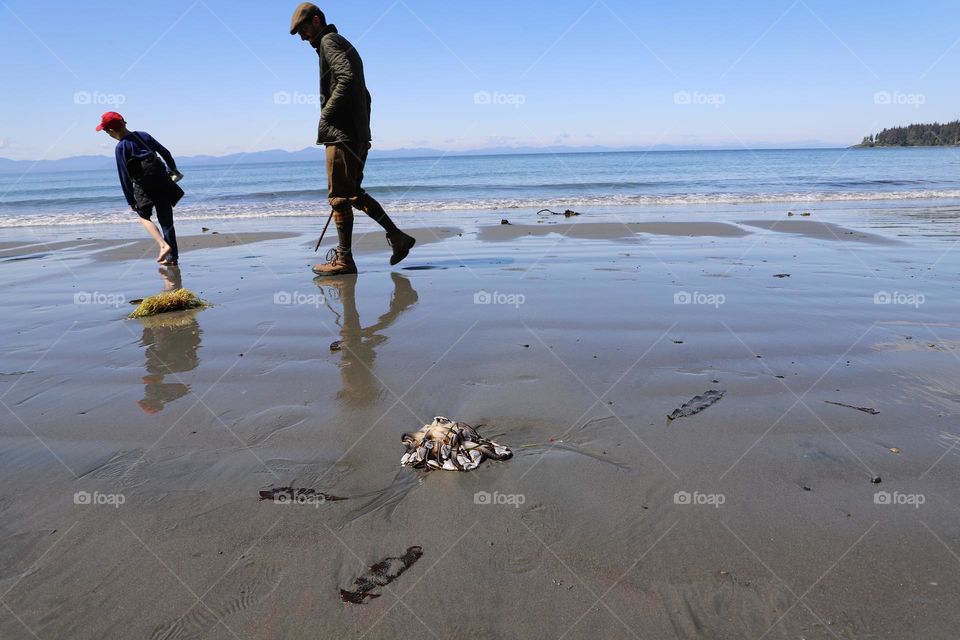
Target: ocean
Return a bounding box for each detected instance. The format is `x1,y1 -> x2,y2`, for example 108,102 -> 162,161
1,147 -> 959,228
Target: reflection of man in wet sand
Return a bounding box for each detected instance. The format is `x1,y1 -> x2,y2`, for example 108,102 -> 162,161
137,266 -> 202,413
315,273 -> 418,406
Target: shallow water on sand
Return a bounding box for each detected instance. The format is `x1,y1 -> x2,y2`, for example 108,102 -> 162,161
2,206 -> 960,639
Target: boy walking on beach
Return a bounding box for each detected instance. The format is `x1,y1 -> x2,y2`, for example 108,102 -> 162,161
98,112 -> 184,265
290,3 -> 416,276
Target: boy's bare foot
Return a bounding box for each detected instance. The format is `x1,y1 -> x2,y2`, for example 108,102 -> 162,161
157,245 -> 172,263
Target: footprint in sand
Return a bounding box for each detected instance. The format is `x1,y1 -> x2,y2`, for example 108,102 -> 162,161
77,449 -> 147,491
236,405 -> 312,447
149,561 -> 282,640
653,576 -> 798,639
78,449 -> 147,480
485,503 -> 561,575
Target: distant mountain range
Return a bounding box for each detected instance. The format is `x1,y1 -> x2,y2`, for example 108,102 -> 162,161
0,142 -> 842,174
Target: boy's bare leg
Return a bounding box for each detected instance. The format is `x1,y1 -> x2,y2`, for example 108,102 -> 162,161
138,218 -> 172,262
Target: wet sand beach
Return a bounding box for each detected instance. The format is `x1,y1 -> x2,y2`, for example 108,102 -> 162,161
2,205 -> 960,639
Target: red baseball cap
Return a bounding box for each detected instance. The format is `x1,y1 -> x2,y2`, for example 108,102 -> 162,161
95,111 -> 125,131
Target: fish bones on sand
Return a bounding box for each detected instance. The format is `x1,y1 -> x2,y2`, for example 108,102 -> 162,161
400,417 -> 512,471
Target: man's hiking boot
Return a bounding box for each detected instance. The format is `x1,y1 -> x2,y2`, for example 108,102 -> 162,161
313,248 -> 358,276
386,231 -> 416,266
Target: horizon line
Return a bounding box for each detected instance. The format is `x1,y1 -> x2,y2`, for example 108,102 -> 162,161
0,144 -> 861,166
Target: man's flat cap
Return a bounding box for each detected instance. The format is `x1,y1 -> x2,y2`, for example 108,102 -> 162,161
290,2 -> 323,35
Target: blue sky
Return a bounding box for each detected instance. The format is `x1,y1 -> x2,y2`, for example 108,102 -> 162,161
1,0 -> 958,160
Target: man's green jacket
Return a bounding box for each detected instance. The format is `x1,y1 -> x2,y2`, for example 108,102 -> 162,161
315,24 -> 372,146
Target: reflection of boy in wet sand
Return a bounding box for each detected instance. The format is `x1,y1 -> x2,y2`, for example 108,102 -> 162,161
137,266 -> 202,413
315,272 -> 418,406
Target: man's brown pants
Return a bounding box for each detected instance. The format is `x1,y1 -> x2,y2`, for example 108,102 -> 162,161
326,142 -> 397,253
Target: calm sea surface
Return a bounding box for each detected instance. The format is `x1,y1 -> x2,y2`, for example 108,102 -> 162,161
1,148 -> 959,228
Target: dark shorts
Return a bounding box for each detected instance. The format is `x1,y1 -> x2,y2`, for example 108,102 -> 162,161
136,202 -> 172,221
134,179 -> 175,221
326,142 -> 371,208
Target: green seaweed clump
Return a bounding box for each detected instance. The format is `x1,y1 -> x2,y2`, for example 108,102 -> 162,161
128,288 -> 208,318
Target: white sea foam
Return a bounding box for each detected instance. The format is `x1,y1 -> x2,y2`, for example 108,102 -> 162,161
3,190 -> 960,228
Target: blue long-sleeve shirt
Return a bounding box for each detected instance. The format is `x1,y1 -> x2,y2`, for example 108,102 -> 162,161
114,131 -> 177,208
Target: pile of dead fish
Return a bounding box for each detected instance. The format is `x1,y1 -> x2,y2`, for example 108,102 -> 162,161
401,416 -> 512,471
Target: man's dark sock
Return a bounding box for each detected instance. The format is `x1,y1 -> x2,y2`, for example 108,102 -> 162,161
356,194 -> 400,235
333,207 -> 354,254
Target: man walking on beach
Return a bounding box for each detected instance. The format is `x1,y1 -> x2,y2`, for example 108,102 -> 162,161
290,3 -> 416,276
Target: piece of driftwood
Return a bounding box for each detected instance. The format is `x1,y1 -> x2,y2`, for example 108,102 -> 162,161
667,390 -> 726,421
340,546 -> 424,604
824,400 -> 879,415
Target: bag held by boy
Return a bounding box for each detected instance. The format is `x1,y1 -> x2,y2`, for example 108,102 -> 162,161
127,154 -> 184,208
